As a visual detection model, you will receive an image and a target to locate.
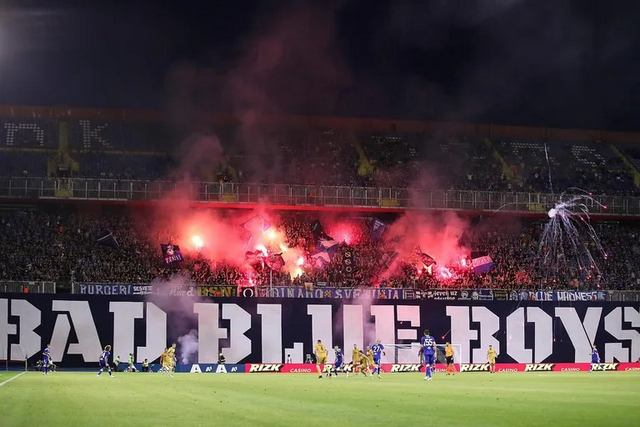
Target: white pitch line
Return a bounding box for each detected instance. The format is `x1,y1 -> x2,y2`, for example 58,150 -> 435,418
0,371 -> 26,387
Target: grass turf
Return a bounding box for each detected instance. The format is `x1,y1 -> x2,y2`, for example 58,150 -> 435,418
1,371 -> 639,427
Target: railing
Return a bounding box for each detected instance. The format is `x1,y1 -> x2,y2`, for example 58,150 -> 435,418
0,281 -> 56,294
1,176 -> 640,216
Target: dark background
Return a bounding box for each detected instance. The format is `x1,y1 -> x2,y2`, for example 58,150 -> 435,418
1,0 -> 640,130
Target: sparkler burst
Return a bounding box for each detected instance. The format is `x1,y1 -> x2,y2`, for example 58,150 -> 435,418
538,190 -> 607,280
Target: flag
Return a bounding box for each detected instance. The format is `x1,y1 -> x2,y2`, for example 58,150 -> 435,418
416,248 -> 437,268
380,250 -> 398,269
425,263 -> 434,276
472,255 -> 495,274
265,253 -> 285,271
241,215 -> 271,249
242,215 -> 271,233
310,239 -> 338,267
244,250 -> 263,265
310,219 -> 339,249
310,250 -> 331,267
96,230 -> 118,248
161,244 -> 183,265
371,219 -> 386,241
311,220 -> 333,241
319,237 -> 339,249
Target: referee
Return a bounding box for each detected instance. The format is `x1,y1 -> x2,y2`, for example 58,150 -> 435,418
445,342 -> 455,375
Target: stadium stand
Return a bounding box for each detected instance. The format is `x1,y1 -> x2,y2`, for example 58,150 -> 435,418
2,111 -> 640,196
493,139 -> 638,195
2,108 -> 640,292
1,207 -> 639,290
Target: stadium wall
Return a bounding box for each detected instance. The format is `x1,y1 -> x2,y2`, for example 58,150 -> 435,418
1,294 -> 638,368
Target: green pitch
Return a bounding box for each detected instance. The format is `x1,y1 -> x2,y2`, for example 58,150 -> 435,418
1,371 -> 639,427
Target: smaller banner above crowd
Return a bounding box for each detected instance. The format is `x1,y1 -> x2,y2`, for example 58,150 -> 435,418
404,288 -> 494,301
245,286 -> 405,299
492,289 -> 609,302
71,283 -> 609,301
73,283 -> 237,297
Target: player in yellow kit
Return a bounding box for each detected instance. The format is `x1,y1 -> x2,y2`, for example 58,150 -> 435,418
487,345 -> 498,373
445,342 -> 455,375
358,350 -> 371,376
350,344 -> 361,376
158,349 -> 168,373
366,347 -> 375,373
315,339 -> 328,378
162,343 -> 177,377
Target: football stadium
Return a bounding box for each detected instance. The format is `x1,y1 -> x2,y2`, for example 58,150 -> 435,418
1,2 -> 640,426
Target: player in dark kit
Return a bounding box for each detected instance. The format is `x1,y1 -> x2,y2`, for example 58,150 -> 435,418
330,346 -> 344,377
97,345 -> 113,377
42,344 -> 51,375
371,339 -> 385,378
591,346 -> 600,371
420,329 -> 436,381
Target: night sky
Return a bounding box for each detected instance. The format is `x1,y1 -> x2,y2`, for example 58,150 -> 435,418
1,0 -> 640,130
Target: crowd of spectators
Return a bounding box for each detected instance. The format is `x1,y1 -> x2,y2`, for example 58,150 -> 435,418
494,140 -> 638,196
3,118 -> 640,197
2,208 -> 639,291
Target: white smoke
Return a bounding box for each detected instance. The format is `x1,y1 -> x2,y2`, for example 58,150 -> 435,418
145,274 -> 200,365
352,293 -> 377,348
177,329 -> 199,364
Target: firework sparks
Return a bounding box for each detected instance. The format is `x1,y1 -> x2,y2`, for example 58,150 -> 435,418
538,190 -> 607,280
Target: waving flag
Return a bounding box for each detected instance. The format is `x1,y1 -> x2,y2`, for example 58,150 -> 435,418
161,244 -> 183,265
415,248 -> 437,268
242,215 -> 270,234
265,253 -> 285,271
311,220 -> 333,241
310,239 -> 339,267
245,250 -> 263,266
472,255 -> 495,274
319,237 -> 339,249
310,250 -> 331,267
309,219 -> 339,251
380,250 -> 399,270
241,215 -> 271,249
371,219 -> 386,241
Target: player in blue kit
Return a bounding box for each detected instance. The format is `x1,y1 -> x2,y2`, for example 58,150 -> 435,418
97,345 -> 113,377
590,346 -> 600,371
371,339 -> 385,378
330,345 -> 344,377
42,344 -> 51,375
420,329 -> 436,381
